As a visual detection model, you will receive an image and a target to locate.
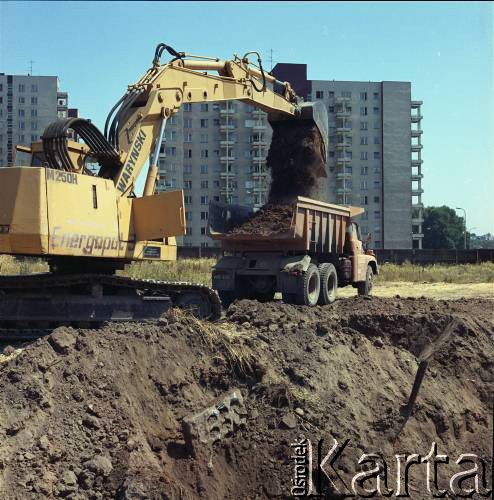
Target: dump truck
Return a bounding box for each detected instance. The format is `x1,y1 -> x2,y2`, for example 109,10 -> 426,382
209,197 -> 378,307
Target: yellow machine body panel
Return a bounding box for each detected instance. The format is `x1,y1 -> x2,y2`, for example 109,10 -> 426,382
0,167 -> 49,254
0,166 -> 182,262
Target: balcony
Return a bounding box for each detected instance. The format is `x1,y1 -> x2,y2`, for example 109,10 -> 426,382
220,108 -> 235,115
412,187 -> 424,196
220,170 -> 236,178
252,109 -> 265,117
253,124 -> 267,130
336,108 -> 351,117
411,159 -> 424,166
250,169 -> 269,178
336,170 -> 352,179
220,124 -> 236,131
220,140 -> 235,146
412,232 -> 424,239
411,115 -> 423,123
220,156 -> 235,163
411,100 -> 423,108
336,126 -> 352,133
412,201 -> 424,209
336,186 -> 352,194
335,142 -> 352,149
411,173 -> 424,181
336,96 -> 351,103
412,216 -> 425,224
411,144 -> 423,152
411,129 -> 423,137
252,156 -> 267,163
336,157 -> 352,165
250,140 -> 267,147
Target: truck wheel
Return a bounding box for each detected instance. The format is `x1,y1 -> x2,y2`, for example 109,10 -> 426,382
218,290 -> 237,308
318,263 -> 338,305
357,265 -> 374,296
295,264 -> 320,306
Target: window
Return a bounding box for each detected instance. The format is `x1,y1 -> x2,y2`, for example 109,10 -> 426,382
200,134 -> 208,143
374,137 -> 380,145
166,130 -> 176,141
213,196 -> 220,202
0,84 -> 2,91
341,91 -> 351,98
360,121 -> 368,130
374,210 -> 381,219
315,91 -> 324,99
213,180 -> 220,188
373,152 -> 381,160
361,166 -> 368,175
374,180 -> 381,189
184,133 -> 192,143
185,149 -> 192,158
31,122 -> 37,130
201,180 -> 208,189
31,134 -> 37,142
213,118 -> 220,127
57,110 -> 67,118
185,211 -> 192,221
18,97 -> 25,104
31,84 -> 38,92
184,118 -> 192,128
201,211 -> 208,221
344,165 -> 352,174
169,115 -> 177,125
328,91 -> 334,98
165,147 -> 176,157
200,164 -> 208,174
360,136 -> 368,145
18,84 -> 25,92
200,195 -> 209,205
374,196 -> 380,203
200,149 -> 208,158
184,164 -> 192,174
361,180 -> 368,190
184,180 -> 192,189
18,134 -> 25,142
183,103 -> 192,112
360,92 -> 367,100
373,166 -> 381,174
360,195 -> 368,205
200,103 -> 209,112
328,106 -> 334,113
361,211 -> 368,220
200,227 -> 207,235
373,92 -> 379,100
184,195 -> 192,204
31,109 -> 37,117
18,122 -> 25,130
373,121 -> 380,129
373,107 -> 380,115
362,226 -> 369,235
31,97 -> 37,105
187,227 -> 193,235
361,152 -> 368,160
18,109 -> 25,117
360,107 -> 367,116
200,119 -> 208,128
329,151 -> 335,158
58,98 -> 66,106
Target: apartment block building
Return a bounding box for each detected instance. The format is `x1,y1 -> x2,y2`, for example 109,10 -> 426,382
157,63 -> 424,249
0,74 -> 71,167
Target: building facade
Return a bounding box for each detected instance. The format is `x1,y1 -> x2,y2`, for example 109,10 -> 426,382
157,64 -> 424,250
0,74 -> 71,167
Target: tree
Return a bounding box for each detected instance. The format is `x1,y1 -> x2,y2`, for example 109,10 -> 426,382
422,206 -> 465,249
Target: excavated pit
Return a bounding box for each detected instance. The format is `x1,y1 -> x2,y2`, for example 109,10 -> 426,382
0,297 -> 492,498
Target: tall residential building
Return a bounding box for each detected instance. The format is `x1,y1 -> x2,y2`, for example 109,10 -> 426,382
156,64 -> 424,250
0,74 -> 71,166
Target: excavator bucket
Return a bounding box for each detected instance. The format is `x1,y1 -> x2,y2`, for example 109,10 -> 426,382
267,101 -> 329,204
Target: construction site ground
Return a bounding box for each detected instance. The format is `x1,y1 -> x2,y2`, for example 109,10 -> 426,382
0,294 -> 492,499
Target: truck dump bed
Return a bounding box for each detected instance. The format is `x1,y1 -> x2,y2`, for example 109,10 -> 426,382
209,196 -> 363,253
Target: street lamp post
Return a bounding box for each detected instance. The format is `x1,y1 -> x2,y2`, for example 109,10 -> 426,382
456,207 -> 467,250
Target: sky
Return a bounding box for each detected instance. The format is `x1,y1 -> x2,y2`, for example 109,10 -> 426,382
0,1 -> 493,233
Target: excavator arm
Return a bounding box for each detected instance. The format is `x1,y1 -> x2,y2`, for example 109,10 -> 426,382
37,44 -> 328,197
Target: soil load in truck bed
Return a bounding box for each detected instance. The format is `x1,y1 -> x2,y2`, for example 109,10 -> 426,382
229,204 -> 293,236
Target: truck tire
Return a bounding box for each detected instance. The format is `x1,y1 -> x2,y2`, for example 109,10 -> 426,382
295,263 -> 320,306
218,290 -> 237,309
318,263 -> 338,305
357,265 -> 374,296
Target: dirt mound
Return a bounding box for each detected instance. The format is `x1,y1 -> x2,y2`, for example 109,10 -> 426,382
230,204 -> 293,236
0,298 -> 492,498
267,122 -> 326,204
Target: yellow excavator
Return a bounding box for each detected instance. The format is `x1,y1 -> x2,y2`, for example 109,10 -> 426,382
0,43 -> 328,332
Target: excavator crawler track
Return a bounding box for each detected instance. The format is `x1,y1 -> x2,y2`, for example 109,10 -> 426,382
0,273 -> 222,340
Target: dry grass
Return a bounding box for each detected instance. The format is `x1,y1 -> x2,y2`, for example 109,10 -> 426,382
0,255 -> 48,275
167,307 -> 254,373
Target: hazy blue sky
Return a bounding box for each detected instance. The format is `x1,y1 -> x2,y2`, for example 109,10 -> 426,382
1,1 -> 492,233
